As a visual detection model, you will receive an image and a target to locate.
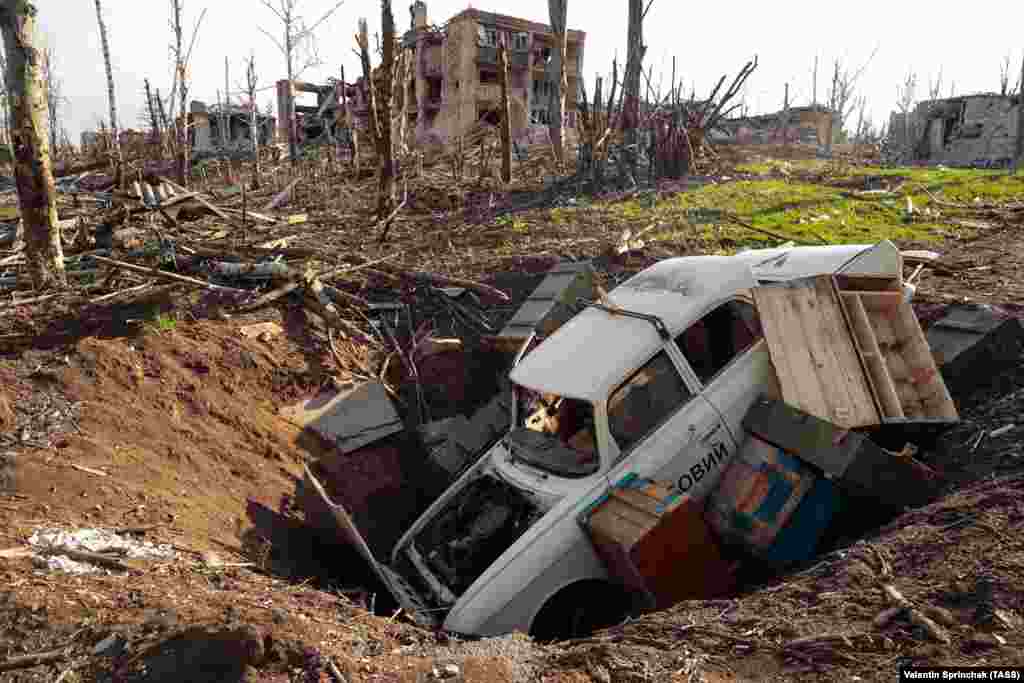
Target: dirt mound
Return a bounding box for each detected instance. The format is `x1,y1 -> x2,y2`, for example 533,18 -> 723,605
4,318 -> 331,559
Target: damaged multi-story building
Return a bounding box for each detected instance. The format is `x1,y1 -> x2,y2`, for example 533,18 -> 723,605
888,93 -> 1022,166
394,2 -> 585,144
275,2 -> 586,154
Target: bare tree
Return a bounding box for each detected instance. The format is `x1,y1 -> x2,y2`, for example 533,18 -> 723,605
852,95 -> 868,143
241,52 -> 261,188
93,0 -> 123,184
1016,54 -> 1024,171
356,4 -> 395,225
257,0 -> 346,162
621,0 -> 648,180
497,36 -> 511,183
169,0 -> 207,185
0,0 -> 65,288
928,68 -> 943,102
811,53 -> 818,106
577,57 -> 620,188
547,0 -> 568,166
143,78 -> 162,154
0,52 -> 9,153
40,44 -> 63,155
1000,53 -> 1012,96
896,70 -> 918,160
688,56 -> 758,161
825,46 -> 878,151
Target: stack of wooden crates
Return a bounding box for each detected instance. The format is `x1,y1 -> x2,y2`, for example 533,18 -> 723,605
581,272 -> 957,604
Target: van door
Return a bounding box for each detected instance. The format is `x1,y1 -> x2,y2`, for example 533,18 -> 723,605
600,348 -> 732,502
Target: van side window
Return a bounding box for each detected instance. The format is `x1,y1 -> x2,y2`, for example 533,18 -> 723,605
607,350 -> 691,457
675,300 -> 763,384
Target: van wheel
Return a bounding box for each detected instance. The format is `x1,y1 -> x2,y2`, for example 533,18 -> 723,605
529,581 -> 630,643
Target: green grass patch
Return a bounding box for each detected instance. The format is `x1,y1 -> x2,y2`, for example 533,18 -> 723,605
597,178 -> 946,248
489,165 -> 1023,254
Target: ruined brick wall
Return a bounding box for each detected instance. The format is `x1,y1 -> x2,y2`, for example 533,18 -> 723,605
939,96 -> 1020,165
897,95 -> 1021,166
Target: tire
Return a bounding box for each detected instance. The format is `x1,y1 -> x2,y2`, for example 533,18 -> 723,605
529,580 -> 630,643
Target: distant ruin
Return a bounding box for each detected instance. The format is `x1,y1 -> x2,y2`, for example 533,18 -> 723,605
714,106 -> 835,147
889,94 -> 1022,166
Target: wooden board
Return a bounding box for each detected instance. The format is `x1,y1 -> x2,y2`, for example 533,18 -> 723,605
753,277 -> 882,428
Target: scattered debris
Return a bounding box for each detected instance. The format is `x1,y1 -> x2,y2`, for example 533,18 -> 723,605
281,382 -> 404,455
27,527 -> 177,574
925,305 -> 1024,404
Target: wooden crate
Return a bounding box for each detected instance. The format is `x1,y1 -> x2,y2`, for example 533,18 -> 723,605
582,477 -> 736,608
835,285 -> 957,423
752,276 -> 880,428
752,275 -> 957,427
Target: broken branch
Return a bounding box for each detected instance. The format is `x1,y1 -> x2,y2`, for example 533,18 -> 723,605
0,648 -> 69,673
92,256 -> 247,293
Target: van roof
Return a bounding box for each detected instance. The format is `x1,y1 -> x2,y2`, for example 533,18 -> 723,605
508,241 -> 902,401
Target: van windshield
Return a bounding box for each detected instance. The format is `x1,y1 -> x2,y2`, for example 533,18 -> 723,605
505,387 -> 600,478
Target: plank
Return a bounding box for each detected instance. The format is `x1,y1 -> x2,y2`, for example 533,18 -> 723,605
841,291 -> 904,419
753,277 -> 880,428
809,277 -> 882,428
753,283 -> 829,421
864,355 -> 904,419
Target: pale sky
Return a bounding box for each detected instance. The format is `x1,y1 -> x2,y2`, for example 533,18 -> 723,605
36,0 -> 1024,144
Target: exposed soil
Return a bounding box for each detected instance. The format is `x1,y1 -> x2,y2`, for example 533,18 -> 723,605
2,154 -> 1023,682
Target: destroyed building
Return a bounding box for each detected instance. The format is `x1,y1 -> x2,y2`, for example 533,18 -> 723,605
270,4 -> 585,154
189,100 -> 276,156
888,93 -> 1023,166
714,106 -> 835,147
401,3 -> 585,143
274,80 -> 345,149
347,3 -> 585,147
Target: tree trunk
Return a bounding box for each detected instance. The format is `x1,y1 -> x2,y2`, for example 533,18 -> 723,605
547,0 -> 567,166
247,56 -> 260,189
223,56 -> 230,150
170,0 -> 189,185
623,0 -> 644,180
1016,55 -> 1024,172
0,0 -> 66,289
377,0 -> 396,218
360,3 -> 396,221
498,38 -> 512,183
93,0 -> 123,187
143,78 -> 161,156
285,17 -> 297,164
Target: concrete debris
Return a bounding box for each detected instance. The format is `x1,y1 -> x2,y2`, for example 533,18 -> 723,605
33,553 -> 102,575
26,526 -> 177,575
925,305 -> 1024,404
28,527 -> 177,561
281,382 -> 403,455
492,259 -> 596,352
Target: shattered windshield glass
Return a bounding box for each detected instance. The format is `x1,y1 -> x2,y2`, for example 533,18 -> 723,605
505,387 -> 599,478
